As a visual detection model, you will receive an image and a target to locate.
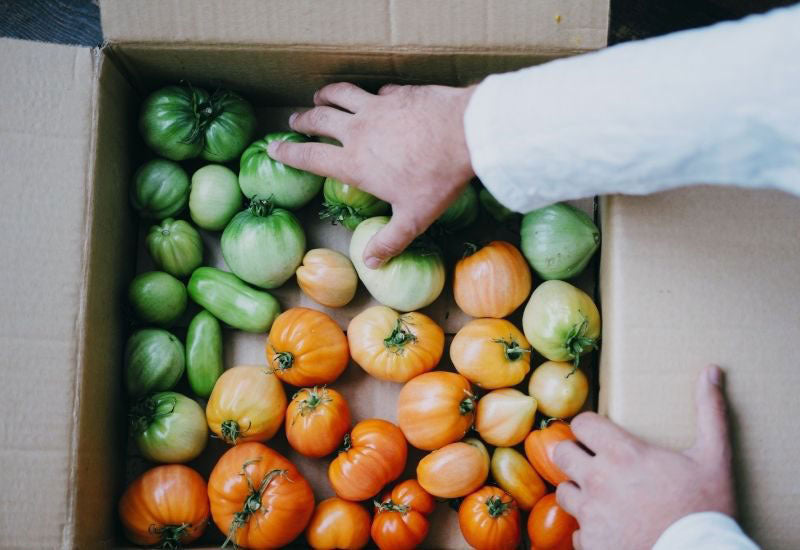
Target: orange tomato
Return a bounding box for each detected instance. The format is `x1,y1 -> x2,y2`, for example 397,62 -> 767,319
285,386 -> 351,458
267,307 -> 349,386
475,388 -> 537,446
528,493 -> 578,550
524,420 -> 576,486
396,371 -> 475,450
453,241 -> 532,318
416,438 -> 489,498
458,486 -> 521,550
329,419 -> 408,501
372,479 -> 435,550
347,306 -> 444,383
208,441 -> 315,549
118,464 -> 209,547
306,497 -> 371,550
528,361 -> 588,419
450,318 -> 531,389
490,447 -> 546,511
296,248 -> 358,308
206,365 -> 287,444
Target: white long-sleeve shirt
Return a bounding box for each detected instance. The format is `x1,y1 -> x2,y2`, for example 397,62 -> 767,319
462,5 -> 800,550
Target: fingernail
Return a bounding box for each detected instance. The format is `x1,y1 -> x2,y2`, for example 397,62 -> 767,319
267,141 -> 278,156
707,365 -> 723,387
365,256 -> 382,269
288,112 -> 298,127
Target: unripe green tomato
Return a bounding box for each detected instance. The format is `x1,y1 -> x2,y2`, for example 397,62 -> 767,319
128,271 -> 187,327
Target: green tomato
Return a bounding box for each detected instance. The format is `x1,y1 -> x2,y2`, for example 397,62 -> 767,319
189,165 -> 243,231
187,267 -> 281,333
145,218 -> 203,278
129,391 -> 207,463
125,329 -> 185,397
479,188 -> 518,224
436,184 -> 479,231
130,159 -> 189,220
139,85 -> 256,162
221,199 -> 306,289
239,132 -> 324,209
320,177 -> 390,230
521,203 -> 600,280
128,271 -> 187,327
349,216 -> 445,312
185,310 -> 223,398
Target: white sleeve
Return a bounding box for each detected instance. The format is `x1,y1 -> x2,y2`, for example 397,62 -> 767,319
652,512 -> 759,550
463,5 -> 800,212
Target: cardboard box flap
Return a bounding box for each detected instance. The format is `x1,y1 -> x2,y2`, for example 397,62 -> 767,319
101,0 -> 609,53
0,38 -> 96,548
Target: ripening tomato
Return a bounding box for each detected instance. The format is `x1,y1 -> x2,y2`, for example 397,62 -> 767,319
525,420 -> 576,486
208,442 -> 315,549
528,361 -> 589,419
296,248 -> 359,308
474,388 -> 537,446
267,308 -> 349,386
347,306 -> 444,383
286,386 -> 351,458
206,365 -> 287,444
417,438 -> 489,498
119,465 -> 209,548
528,493 -> 579,550
449,318 -> 531,389
372,479 -> 435,550
396,371 -> 475,450
453,241 -> 532,318
329,419 -> 408,501
458,486 -> 521,550
490,447 -> 546,511
306,497 -> 371,550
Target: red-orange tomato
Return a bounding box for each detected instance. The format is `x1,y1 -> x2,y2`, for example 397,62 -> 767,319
329,419 -> 408,501
285,386 -> 351,458
306,497 -> 371,550
453,241 -> 532,318
208,442 -> 315,549
458,486 -> 521,550
372,480 -> 436,550
267,307 -> 349,386
118,465 -> 209,548
524,420 -> 577,486
528,493 -> 579,550
396,371 -> 475,450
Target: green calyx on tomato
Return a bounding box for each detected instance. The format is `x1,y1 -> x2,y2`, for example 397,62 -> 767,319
320,177 -> 390,230
220,419 -> 251,445
374,498 -> 410,515
460,393 -> 477,415
563,316 -> 598,368
128,391 -> 207,464
292,387 -> 333,419
148,524 -> 191,550
270,351 -> 294,372
129,393 -> 177,435
486,495 -> 513,518
383,316 -> 418,352
223,463 -> 289,549
492,336 -> 532,362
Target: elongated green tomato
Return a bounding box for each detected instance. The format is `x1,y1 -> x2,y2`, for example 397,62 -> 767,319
128,271 -> 187,327
185,310 -> 223,398
189,165 -> 243,231
145,218 -> 203,278
187,267 -> 281,333
129,391 -> 208,463
521,203 -> 600,280
130,159 -> 189,219
320,177 -> 390,230
221,199 -> 306,289
125,329 -> 185,397
239,132 -> 325,209
350,217 -> 445,311
522,280 -> 600,365
436,184 -> 479,231
479,188 -> 518,224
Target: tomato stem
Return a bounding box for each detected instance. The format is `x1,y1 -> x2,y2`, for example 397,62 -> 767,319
148,523 -> 190,550
271,351 -> 294,371
384,316 -> 418,353
128,394 -> 177,435
248,197 -> 275,217
564,316 -> 598,368
374,498 -> 410,515
319,201 -> 363,227
492,336 -> 532,362
340,432 -> 352,453
222,464 -> 288,550
291,386 -> 332,424
461,242 -> 479,258
485,495 -> 512,518
460,390 -> 476,415
220,419 -> 251,444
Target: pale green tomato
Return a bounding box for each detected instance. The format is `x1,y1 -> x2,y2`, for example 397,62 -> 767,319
129,391 -> 208,463
189,165 -> 243,231
145,218 -> 203,278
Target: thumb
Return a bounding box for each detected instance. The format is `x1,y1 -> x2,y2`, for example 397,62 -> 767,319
363,213 -> 419,269
687,365 -> 731,466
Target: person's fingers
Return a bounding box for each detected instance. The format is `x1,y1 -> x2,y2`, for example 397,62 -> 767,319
266,141 -> 344,179
687,364 -> 731,465
362,212 -> 421,268
289,107 -> 352,141
570,412 -> 637,456
378,83 -> 403,96
313,82 -> 374,112
553,441 -> 592,486
573,529 -> 584,550
555,482 -> 583,518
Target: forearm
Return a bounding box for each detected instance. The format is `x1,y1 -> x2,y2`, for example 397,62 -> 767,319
653,512 -> 759,550
464,5 -> 800,212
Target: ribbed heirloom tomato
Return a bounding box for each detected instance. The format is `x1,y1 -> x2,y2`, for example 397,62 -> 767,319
306,497 -> 372,550
372,480 -> 435,550
528,493 -> 579,550
118,464 -> 209,548
417,438 -> 489,498
458,486 -> 521,550
525,420 -> 577,486
396,371 -> 475,450
450,318 -> 531,389
266,307 -> 349,386
490,447 -> 546,511
347,306 -> 444,383
208,442 -> 315,549
329,419 -> 408,501
285,386 -> 351,458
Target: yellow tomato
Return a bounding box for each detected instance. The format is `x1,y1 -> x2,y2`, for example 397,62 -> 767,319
490,447 -> 546,511
450,318 -> 531,389
528,361 -> 589,418
417,438 -> 489,498
296,248 -> 358,308
475,389 -> 537,446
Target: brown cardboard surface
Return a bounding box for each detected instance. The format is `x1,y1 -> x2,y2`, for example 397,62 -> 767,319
599,187 -> 800,548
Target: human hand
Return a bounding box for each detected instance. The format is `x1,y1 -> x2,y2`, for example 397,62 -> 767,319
267,83 -> 476,268
553,364 -> 735,550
